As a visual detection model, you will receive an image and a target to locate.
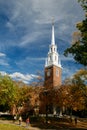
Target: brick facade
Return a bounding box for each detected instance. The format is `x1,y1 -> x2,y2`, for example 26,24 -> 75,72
44,65 -> 62,89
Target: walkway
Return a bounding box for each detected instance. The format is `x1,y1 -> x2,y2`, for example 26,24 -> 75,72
0,119 -> 40,130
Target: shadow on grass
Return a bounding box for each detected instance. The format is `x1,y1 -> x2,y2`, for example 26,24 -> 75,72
30,117 -> 87,130
31,122 -> 87,130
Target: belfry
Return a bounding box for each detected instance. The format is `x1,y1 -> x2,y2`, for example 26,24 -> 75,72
44,21 -> 62,89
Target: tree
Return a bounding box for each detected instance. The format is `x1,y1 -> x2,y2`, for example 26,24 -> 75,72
72,69 -> 87,110
62,69 -> 87,114
31,71 -> 44,87
16,84 -> 41,116
0,75 -> 19,112
78,0 -> 87,11
64,0 -> 87,66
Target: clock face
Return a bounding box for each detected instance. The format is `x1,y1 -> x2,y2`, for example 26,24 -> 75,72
47,70 -> 50,76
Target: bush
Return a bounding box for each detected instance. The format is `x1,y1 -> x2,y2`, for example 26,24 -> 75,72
0,114 -> 13,120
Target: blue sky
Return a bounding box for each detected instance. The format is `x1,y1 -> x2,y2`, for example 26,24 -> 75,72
0,0 -> 84,84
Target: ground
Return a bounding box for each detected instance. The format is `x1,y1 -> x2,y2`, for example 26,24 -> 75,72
0,117 -> 87,130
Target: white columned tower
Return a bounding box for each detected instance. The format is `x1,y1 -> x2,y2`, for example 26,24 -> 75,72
44,21 -> 62,88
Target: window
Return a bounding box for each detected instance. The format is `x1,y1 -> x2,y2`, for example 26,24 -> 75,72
47,70 -> 50,76
50,56 -> 52,61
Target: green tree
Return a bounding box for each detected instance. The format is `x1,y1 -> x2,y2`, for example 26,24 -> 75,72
64,0 -> 87,66
0,75 -> 19,112
78,0 -> 87,11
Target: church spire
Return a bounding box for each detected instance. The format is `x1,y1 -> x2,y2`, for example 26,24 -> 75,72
45,20 -> 61,68
51,18 -> 55,45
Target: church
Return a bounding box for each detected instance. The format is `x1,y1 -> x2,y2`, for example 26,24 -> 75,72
39,21 -> 62,115
44,21 -> 62,89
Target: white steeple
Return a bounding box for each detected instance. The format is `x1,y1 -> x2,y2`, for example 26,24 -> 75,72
51,19 -> 55,45
45,21 -> 61,68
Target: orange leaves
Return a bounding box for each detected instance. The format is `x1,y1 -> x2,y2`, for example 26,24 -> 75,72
72,31 -> 81,45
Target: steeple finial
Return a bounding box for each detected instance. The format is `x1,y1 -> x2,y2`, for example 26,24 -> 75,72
51,17 -> 55,45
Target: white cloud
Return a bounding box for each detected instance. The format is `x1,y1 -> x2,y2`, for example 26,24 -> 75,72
0,53 -> 9,66
6,22 -> 15,31
26,57 -> 45,61
9,72 -> 33,81
58,24 -> 69,32
0,59 -> 9,66
0,0 -> 84,48
16,57 -> 45,65
20,31 -> 42,46
15,57 -> 45,72
5,1 -> 84,35
10,72 -> 38,84
0,71 -> 7,76
0,0 -> 84,81
0,53 -> 6,57
61,55 -> 74,62
0,71 -> 38,84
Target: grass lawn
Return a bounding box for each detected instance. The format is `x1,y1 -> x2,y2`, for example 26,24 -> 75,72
0,124 -> 26,130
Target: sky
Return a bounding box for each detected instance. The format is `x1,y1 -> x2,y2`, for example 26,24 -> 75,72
0,0 -> 85,84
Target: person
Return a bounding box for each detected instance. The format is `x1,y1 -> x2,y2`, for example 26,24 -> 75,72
19,116 -> 22,125
26,117 -> 30,127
